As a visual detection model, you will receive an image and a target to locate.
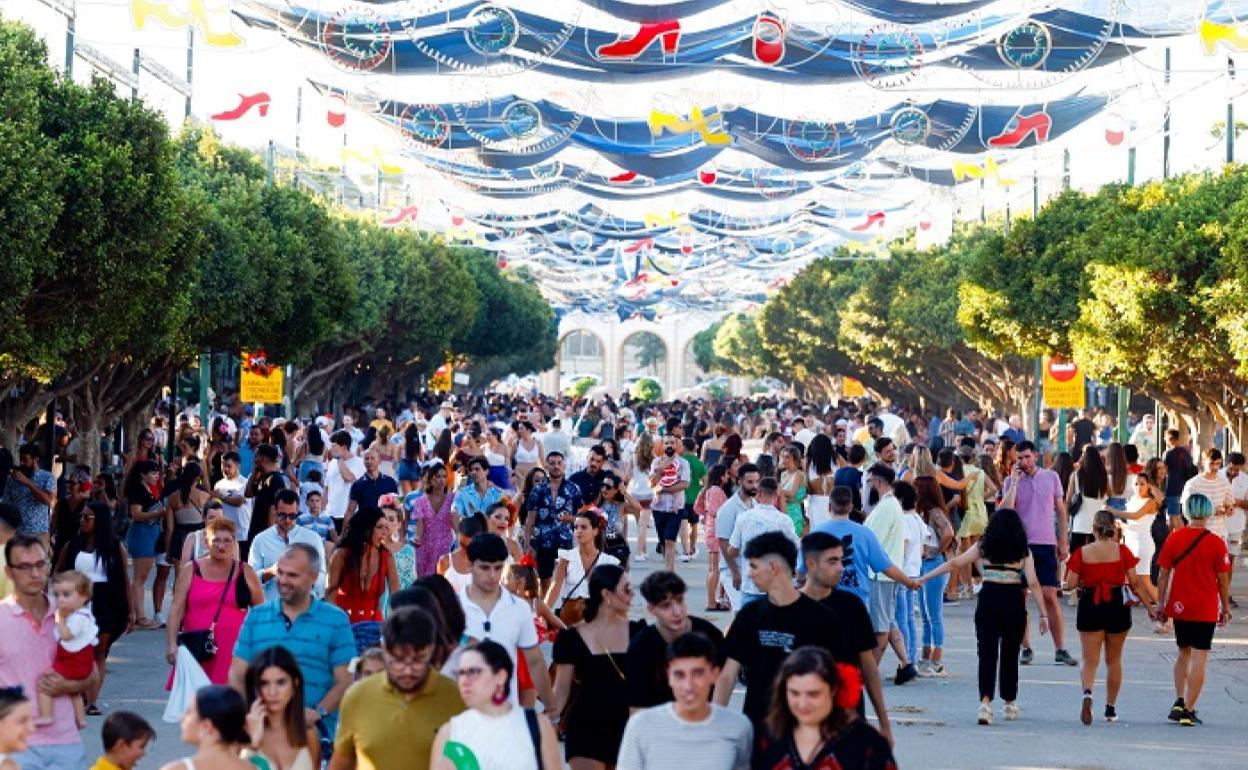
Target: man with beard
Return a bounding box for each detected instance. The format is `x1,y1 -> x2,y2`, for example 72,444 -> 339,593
331,606 -> 465,770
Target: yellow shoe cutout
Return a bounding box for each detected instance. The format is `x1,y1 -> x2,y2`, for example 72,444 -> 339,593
131,0 -> 189,30
1200,18 -> 1248,55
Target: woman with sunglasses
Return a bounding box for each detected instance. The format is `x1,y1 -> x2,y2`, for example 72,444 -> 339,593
51,466 -> 91,573
55,501 -> 132,715
598,472 -> 636,566
431,640 -> 560,770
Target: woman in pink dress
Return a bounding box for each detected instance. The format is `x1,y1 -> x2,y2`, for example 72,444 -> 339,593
695,463 -> 731,612
414,462 -> 455,577
166,519 -> 263,684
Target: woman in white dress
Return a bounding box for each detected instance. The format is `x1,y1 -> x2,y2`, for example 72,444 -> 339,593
431,640 -> 561,770
243,647 -> 319,770
1119,473 -> 1161,598
545,510 -> 620,619
805,434 -> 836,530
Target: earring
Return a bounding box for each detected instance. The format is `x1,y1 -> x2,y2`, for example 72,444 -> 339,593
491,684 -> 507,705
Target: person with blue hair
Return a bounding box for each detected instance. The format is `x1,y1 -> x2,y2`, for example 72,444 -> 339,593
1155,493 -> 1233,727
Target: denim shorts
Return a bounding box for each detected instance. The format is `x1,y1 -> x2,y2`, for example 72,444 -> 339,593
126,520 -> 162,558
398,458 -> 422,482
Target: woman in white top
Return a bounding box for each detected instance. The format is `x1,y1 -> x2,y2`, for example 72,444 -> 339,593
629,433 -> 657,561
805,435 -> 837,530
1068,446 -> 1110,550
510,421 -> 544,485
159,685 -> 258,770
1120,473 -> 1161,596
439,514 -> 486,595
432,640 -> 560,770
545,510 -> 620,612
243,647 -> 318,770
183,502 -> 241,563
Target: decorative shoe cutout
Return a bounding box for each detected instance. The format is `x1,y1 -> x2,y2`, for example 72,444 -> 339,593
1200,18 -> 1248,55
597,20 -> 681,60
753,13 -> 785,66
851,211 -> 885,231
211,92 -> 270,121
987,111 -> 1051,147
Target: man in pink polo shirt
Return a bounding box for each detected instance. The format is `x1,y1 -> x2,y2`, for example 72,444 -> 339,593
0,534 -> 97,770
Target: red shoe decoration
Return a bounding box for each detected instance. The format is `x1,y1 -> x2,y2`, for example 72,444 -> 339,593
609,170 -> 639,184
987,111 -> 1051,147
851,210 -> 885,231
212,92 -> 270,121
381,206 -> 419,227
753,13 -> 785,66
698,164 -> 717,185
623,238 -> 654,254
327,92 -> 346,128
597,20 -> 680,60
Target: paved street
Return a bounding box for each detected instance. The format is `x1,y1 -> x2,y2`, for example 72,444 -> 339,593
89,541 -> 1248,770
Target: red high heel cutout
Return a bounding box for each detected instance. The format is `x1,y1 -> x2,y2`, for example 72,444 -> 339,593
753,13 -> 785,66
609,170 -> 639,184
381,206 -> 419,226
212,92 -> 271,121
987,111 -> 1051,147
851,210 -> 885,231
597,20 -> 680,60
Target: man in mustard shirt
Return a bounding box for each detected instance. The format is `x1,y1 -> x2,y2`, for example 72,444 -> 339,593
331,607 -> 465,770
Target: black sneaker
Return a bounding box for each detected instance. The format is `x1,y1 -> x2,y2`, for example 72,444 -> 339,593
894,663 -> 918,685
1168,699 -> 1186,722
1020,647 -> 1034,665
1055,649 -> 1078,666
1179,709 -> 1202,726
1104,704 -> 1117,722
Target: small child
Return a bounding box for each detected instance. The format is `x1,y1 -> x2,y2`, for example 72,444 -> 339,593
88,711 -> 155,770
350,648 -> 385,681
37,571 -> 98,730
296,489 -> 337,556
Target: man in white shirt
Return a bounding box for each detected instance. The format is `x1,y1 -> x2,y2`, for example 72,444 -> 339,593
792,417 -> 816,450
458,532 -> 556,709
650,435 -> 691,572
212,451 -> 252,557
341,414 -> 365,455
426,401 -> 451,447
324,431 -> 363,535
539,418 -> 571,459
727,478 -> 798,605
714,465 -> 759,611
1225,452 -> 1248,561
248,489 -> 327,602
864,464 -> 916,683
1180,448 -> 1236,544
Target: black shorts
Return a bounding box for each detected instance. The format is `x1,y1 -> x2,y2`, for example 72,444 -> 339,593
1174,619 -> 1216,651
653,510 -> 683,543
1076,588 -> 1132,634
1029,544 -> 1059,588
681,503 -> 699,525
534,546 -> 559,579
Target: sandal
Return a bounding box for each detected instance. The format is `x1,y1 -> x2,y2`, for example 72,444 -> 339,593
85,704 -> 102,717
134,618 -> 161,630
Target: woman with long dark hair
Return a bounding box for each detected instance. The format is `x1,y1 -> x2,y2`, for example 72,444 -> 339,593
546,511 -> 619,620
598,471 -> 637,566
919,508 -> 1049,726
551,564 -> 641,770
167,462 -> 211,572
125,459 -> 166,629
327,507 -> 399,626
805,434 -> 836,530
695,464 -> 732,611
299,422 -> 325,485
160,685 -> 255,770
413,462 -> 455,577
243,647 -> 318,770
56,500 -> 132,714
912,477 -> 954,676
1069,446 -> 1110,551
398,423 -> 424,495
755,647 -> 895,770
516,466 -> 548,532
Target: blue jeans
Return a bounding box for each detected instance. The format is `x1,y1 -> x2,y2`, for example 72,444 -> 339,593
920,555 -> 948,649
894,584 -> 917,664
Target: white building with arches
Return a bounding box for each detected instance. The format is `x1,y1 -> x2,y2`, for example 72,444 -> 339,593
539,312 -> 726,396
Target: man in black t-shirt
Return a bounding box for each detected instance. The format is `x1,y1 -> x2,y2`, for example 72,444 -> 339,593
245,443 -> 287,543
799,531 -> 893,746
1068,408 -> 1098,458
627,570 -> 726,711
569,444 -> 607,506
713,531 -> 854,727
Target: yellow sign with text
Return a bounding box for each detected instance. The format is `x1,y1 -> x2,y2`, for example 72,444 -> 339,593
843,377 -> 866,398
240,352 -> 284,404
430,358 -> 453,392
1042,356 -> 1085,409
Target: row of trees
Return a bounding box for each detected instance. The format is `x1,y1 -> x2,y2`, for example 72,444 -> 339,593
0,20 -> 555,466
694,167 -> 1248,447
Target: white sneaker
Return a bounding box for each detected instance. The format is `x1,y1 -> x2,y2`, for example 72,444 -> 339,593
679,553 -> 691,563
635,554 -> 648,562
1003,702 -> 1020,721
978,703 -> 993,725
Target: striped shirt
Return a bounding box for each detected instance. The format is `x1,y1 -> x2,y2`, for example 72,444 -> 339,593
233,599 -> 354,726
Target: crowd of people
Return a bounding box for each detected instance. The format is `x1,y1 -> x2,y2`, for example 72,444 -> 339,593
0,392 -> 1241,770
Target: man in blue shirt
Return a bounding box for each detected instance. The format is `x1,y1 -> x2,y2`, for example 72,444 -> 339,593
344,449 -> 398,527
811,486 -> 913,608
521,452 -> 583,594
453,456 -> 504,519
231,542 -> 354,733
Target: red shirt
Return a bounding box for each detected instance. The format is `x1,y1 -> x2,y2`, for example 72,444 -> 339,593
1158,527 -> 1231,622
1067,544 -> 1137,604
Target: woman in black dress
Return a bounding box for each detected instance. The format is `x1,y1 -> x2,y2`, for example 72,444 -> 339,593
552,564 -> 643,770
755,646 -> 896,770
56,501 -> 132,715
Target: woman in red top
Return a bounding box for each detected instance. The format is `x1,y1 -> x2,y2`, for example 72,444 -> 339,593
1063,510 -> 1157,725
327,507 -> 398,650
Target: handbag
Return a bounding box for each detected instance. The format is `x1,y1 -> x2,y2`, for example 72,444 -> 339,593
177,560 -> 236,662
554,551 -> 600,625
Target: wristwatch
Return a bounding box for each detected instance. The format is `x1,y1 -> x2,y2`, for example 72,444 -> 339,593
316,705 -> 329,720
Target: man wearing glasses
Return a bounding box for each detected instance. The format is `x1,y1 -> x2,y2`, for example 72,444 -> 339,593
0,535 -> 98,770
247,489 -> 327,602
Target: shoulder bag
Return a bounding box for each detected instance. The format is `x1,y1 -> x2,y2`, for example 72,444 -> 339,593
1161,529 -> 1211,610
178,559 -> 237,662
555,551 -> 601,625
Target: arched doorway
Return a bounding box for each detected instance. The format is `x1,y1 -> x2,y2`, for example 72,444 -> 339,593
621,331 -> 667,392
558,330 -> 605,392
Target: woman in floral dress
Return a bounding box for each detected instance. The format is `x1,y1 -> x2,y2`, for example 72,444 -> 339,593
413,462 -> 455,577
